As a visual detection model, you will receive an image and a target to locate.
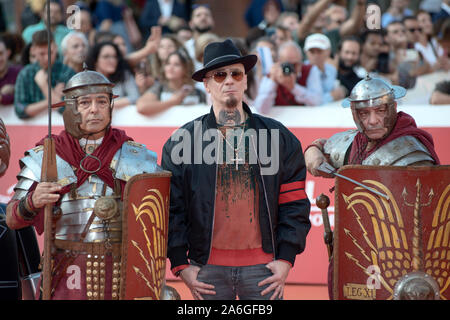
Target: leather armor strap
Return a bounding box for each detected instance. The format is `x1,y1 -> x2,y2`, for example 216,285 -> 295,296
54,239 -> 121,256
79,212 -> 97,241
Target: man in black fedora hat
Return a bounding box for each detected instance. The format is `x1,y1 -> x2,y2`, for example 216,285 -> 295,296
162,39 -> 311,300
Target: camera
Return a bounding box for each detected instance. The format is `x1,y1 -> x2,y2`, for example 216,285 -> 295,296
281,62 -> 295,75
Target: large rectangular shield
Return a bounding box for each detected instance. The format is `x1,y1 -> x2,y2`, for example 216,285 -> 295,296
120,172 -> 171,300
333,165 -> 450,300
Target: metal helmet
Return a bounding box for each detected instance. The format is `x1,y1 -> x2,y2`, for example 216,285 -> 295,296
63,68 -> 115,100
342,74 -> 406,109
342,74 -> 406,137
62,67 -> 115,139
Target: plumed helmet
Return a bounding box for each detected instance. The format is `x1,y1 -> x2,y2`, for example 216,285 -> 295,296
61,66 -> 116,139
342,74 -> 406,109
0,118 -> 10,177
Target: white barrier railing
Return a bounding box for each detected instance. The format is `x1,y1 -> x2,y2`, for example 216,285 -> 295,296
2,103 -> 449,128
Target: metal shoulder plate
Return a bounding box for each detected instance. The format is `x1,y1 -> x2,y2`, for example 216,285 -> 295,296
323,130 -> 358,169
362,135 -> 435,166
14,146 -> 77,194
111,141 -> 160,182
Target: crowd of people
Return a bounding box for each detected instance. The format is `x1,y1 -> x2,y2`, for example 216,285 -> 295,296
0,0 -> 449,118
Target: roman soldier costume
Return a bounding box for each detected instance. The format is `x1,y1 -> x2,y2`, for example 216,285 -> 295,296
7,70 -> 173,300
323,75 -> 439,167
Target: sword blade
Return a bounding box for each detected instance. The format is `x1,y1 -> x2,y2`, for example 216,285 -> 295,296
317,162 -> 389,200
333,172 -> 389,200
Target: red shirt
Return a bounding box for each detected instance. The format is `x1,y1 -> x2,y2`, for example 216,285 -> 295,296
0,64 -> 21,105
207,123 -> 273,266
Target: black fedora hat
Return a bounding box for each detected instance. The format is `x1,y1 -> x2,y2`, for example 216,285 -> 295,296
192,38 -> 258,82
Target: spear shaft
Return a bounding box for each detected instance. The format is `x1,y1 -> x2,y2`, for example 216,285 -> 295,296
42,0 -> 58,300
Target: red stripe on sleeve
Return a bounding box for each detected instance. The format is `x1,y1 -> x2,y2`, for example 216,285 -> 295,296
171,264 -> 190,277
280,181 -> 305,193
279,189 -> 307,204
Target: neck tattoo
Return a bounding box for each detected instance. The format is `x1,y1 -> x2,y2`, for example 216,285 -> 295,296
217,109 -> 242,126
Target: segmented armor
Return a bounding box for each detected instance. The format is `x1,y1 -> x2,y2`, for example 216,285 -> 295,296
324,129 -> 435,169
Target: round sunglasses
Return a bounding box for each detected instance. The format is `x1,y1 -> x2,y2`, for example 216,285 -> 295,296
205,70 -> 244,83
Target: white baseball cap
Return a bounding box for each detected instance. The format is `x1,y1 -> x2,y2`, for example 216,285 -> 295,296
304,33 -> 331,51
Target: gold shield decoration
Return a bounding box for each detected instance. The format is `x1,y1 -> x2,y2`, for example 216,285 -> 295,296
333,165 -> 450,300
120,172 -> 171,300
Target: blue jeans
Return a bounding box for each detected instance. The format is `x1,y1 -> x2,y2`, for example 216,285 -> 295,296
196,263 -> 282,300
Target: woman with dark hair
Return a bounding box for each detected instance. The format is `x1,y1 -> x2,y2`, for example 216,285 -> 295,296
415,10 -> 447,70
85,41 -> 140,109
136,48 -> 206,116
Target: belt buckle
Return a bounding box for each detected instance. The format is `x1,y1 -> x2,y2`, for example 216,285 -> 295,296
93,196 -> 118,220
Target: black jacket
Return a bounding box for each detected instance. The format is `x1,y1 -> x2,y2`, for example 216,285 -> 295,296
161,103 -> 311,270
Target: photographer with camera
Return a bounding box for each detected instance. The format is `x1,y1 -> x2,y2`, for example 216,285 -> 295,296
254,40 -> 322,114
